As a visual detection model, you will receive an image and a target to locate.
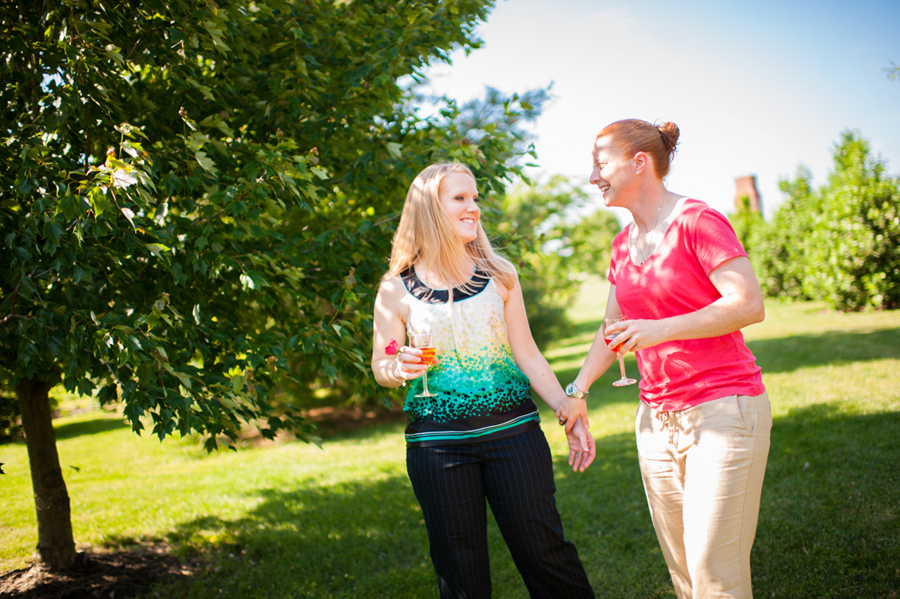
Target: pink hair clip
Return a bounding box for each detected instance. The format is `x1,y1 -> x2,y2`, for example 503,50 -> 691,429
385,339 -> 399,355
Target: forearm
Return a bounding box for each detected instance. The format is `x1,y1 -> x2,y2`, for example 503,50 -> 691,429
573,328 -> 619,392
653,255 -> 764,344
516,352 -> 567,412
604,257 -> 765,354
654,293 -> 764,344
503,277 -> 587,425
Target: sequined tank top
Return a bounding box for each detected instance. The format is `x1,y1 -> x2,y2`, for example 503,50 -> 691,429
401,266 -> 540,447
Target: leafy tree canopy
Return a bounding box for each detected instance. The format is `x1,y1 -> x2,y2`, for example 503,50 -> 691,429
0,0 -> 550,448
3,0 -> 568,572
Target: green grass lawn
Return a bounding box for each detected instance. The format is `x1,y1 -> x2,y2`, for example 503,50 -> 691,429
2,278 -> 899,598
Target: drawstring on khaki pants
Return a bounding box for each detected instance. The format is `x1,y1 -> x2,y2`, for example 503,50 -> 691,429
655,409 -> 680,447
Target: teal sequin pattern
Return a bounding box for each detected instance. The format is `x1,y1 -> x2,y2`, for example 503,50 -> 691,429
404,282 -> 531,423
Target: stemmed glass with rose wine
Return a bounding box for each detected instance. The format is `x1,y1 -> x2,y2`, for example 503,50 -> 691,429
601,316 -> 637,387
408,329 -> 437,398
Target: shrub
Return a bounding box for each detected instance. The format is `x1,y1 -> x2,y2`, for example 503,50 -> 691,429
752,132 -> 900,311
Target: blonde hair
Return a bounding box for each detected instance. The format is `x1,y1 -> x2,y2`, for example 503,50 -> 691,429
385,163 -> 517,291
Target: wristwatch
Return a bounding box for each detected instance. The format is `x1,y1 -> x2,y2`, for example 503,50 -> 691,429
565,383 -> 589,400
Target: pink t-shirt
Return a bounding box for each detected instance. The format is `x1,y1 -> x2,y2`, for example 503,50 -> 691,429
608,199 -> 764,412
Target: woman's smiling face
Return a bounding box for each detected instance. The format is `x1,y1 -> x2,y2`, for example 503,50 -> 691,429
590,136 -> 637,208
438,171 -> 480,242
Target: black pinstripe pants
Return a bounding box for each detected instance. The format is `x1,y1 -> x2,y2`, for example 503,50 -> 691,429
407,428 -> 595,599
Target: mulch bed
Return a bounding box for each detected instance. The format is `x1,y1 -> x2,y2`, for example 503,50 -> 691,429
0,545 -> 201,599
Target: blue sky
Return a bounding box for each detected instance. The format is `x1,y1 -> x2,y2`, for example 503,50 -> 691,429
423,0 -> 900,220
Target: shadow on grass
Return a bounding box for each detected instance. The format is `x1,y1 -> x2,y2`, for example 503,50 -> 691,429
132,403 -> 899,599
135,428 -> 672,599
552,430 -> 673,598
748,327 -> 900,374
53,415 -> 128,441
753,404 -> 900,598
571,317 -> 604,340
548,317 -> 604,352
311,407 -> 408,443
550,325 -> 900,389
136,475 -> 439,598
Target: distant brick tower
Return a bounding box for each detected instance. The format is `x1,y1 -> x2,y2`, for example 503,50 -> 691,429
734,175 -> 762,213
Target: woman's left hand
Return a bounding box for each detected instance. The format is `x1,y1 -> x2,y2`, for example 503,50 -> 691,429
566,419 -> 596,472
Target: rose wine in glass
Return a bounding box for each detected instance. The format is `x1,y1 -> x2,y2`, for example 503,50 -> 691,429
409,332 -> 437,397
418,347 -> 436,366
601,317 -> 637,387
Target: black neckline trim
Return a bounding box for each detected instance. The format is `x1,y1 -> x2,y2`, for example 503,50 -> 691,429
400,266 -> 491,304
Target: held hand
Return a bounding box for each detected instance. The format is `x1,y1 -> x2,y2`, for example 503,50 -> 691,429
566,419 -> 596,472
554,395 -> 589,434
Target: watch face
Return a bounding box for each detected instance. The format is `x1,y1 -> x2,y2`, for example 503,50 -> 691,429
566,384 -> 582,398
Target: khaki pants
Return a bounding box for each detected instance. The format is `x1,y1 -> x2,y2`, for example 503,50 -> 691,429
635,392 -> 772,599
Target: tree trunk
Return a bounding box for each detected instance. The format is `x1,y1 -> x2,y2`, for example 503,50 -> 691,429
16,377 -> 77,572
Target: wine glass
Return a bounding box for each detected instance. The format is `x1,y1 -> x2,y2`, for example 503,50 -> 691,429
601,316 -> 637,387
408,330 -> 437,398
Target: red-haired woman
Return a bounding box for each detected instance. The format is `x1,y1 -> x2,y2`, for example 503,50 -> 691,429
563,119 -> 771,599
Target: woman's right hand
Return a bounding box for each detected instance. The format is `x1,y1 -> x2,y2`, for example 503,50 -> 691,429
566,419 -> 596,472
393,345 -> 428,382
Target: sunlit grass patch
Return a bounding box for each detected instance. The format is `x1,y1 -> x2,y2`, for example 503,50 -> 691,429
2,278 -> 899,597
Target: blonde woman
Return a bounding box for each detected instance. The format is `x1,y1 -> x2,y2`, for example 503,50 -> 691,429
372,163 -> 595,599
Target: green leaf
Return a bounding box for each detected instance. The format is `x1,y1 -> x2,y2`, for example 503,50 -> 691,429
89,187 -> 112,217
121,206 -> 136,229
386,142 -> 402,159
111,168 -> 139,188
195,151 -> 218,175
104,44 -> 124,66
145,243 -> 171,259
172,371 -> 193,390
1,0 -> 523,484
